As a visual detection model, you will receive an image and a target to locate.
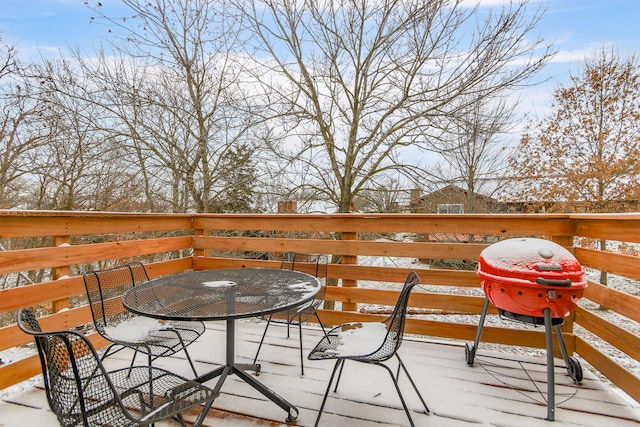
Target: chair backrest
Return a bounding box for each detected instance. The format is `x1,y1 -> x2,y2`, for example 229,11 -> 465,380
363,271 -> 420,361
17,308 -> 122,427
83,262 -> 150,335
128,261 -> 151,285
281,252 -> 328,280
384,271 -> 420,349
281,252 -> 329,304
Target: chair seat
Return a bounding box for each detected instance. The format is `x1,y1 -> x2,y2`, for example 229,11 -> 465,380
84,262 -> 205,376
266,301 -> 317,324
308,322 -> 396,361
103,317 -> 205,353
104,366 -> 214,425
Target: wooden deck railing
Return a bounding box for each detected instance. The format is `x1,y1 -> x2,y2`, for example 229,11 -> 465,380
1,210 -> 638,403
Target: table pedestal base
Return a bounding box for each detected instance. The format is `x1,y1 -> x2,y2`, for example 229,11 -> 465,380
195,319 -> 299,422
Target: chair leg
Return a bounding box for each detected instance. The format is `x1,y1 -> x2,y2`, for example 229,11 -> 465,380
380,362 -> 417,427
314,359 -> 343,427
99,343 -> 119,362
253,315 -> 273,365
127,349 -> 140,377
164,328 -> 200,377
333,359 -> 346,392
315,312 -> 329,337
182,345 -> 199,377
396,354 -> 430,414
191,395 -> 215,427
298,320 -> 304,375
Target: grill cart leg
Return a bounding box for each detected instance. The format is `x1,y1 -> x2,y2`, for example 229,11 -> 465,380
554,324 -> 583,383
465,298 -> 490,366
544,308 -> 556,421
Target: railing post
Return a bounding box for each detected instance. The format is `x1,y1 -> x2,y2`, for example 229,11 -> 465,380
52,235 -> 71,313
194,225 -> 205,258
551,234 -> 576,355
341,231 -> 358,312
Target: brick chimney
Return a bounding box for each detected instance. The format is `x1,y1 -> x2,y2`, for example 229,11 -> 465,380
278,200 -> 297,213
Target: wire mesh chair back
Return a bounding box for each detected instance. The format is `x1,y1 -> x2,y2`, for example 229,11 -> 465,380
18,308 -> 122,426
280,252 -> 329,321
129,261 -> 151,285
280,252 -> 329,278
253,252 -> 330,374
376,270 -> 421,360
17,308 -> 216,427
16,308 -> 65,420
83,262 -> 144,336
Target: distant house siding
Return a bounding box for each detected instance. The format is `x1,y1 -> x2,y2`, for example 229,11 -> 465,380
411,185 -> 496,213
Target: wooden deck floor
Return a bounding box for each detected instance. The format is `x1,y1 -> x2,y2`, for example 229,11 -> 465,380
1,320 -> 639,427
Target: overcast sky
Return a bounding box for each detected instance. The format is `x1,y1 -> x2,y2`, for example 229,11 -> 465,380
1,0 -> 638,128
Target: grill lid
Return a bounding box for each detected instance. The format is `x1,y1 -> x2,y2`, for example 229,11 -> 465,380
478,237 -> 585,284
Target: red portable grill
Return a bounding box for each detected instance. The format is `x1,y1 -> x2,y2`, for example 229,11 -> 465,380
465,237 -> 588,421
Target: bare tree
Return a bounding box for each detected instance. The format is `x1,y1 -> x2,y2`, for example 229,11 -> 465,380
0,36 -> 16,80
357,177 -> 410,213
234,0 -> 553,212
0,39 -> 53,208
79,0 -> 259,212
431,95 -> 515,212
19,54 -> 147,211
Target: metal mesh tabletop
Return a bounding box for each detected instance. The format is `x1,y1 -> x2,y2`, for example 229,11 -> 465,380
123,268 -> 321,322
122,268 -> 321,423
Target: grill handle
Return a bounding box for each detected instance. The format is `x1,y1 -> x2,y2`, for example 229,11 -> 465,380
536,278 -> 572,287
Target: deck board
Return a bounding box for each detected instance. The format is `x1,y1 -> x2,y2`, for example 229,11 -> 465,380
1,320 -> 639,427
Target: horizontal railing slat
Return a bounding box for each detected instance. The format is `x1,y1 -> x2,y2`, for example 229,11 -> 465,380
193,256 -> 481,287
0,277 -> 85,312
575,307 -> 640,361
575,336 -> 640,404
574,217 -> 640,243
195,236 -> 488,260
0,236 -> 192,274
582,281 -> 640,324
325,286 -> 493,314
194,213 -> 576,235
575,247 -> 640,281
0,306 -> 95,352
0,212 -> 193,238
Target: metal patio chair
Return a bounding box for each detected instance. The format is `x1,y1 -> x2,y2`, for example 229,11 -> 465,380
83,262 -> 205,376
307,271 -> 430,427
253,252 -> 329,375
17,308 -> 217,427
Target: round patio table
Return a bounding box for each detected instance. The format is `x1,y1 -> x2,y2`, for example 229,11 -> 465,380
122,267 -> 321,422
